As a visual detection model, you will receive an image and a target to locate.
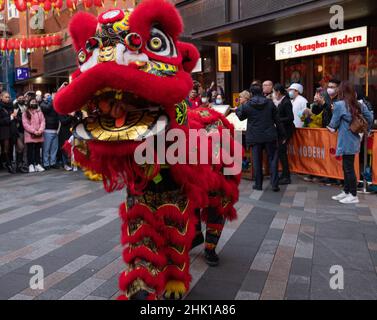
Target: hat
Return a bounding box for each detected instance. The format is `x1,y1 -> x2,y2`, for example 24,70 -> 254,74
288,83 -> 304,95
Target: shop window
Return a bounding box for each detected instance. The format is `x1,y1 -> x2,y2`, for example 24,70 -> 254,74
313,54 -> 342,89
368,49 -> 377,108
349,49 -> 367,91
7,0 -> 19,20
283,59 -> 307,88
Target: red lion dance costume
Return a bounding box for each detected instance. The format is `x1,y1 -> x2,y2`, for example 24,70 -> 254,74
54,0 -> 242,300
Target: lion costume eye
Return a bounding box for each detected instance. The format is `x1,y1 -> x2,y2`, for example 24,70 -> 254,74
146,27 -> 177,57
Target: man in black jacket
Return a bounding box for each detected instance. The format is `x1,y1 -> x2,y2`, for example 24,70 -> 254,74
0,91 -> 19,173
236,85 -> 286,191
273,83 -> 295,185
40,93 -> 60,169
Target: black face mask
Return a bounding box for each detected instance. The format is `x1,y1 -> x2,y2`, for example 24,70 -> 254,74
30,104 -> 38,109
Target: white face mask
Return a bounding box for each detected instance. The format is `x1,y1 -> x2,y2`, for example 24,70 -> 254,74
215,99 -> 222,105
201,97 -> 208,104
327,88 -> 336,96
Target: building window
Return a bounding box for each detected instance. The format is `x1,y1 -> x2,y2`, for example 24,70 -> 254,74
7,0 -> 19,20
20,48 -> 28,66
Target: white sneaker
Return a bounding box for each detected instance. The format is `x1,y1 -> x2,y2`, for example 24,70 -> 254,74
64,165 -> 72,171
339,194 -> 359,204
28,164 -> 35,173
35,164 -> 45,172
332,191 -> 348,201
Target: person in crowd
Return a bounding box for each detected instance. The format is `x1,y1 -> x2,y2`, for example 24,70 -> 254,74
188,88 -> 201,109
314,79 -> 340,128
58,112 -> 79,171
301,88 -> 326,129
262,80 -> 274,99
249,80 -> 262,92
328,81 -> 373,204
236,84 -> 286,192
199,92 -> 211,108
13,95 -> 28,173
273,83 -> 295,185
213,94 -> 225,106
206,81 -> 225,103
288,83 -> 308,128
40,92 -> 60,169
239,90 -> 251,106
22,98 -> 46,173
0,91 -> 18,173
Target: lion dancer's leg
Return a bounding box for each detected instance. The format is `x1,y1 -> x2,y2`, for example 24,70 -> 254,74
162,200 -> 196,300
118,195 -> 167,300
201,193 -> 226,267
204,206 -> 225,266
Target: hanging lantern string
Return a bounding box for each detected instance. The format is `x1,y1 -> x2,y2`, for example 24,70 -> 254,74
0,33 -> 62,52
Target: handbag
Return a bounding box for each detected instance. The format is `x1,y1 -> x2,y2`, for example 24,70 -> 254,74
349,111 -> 368,134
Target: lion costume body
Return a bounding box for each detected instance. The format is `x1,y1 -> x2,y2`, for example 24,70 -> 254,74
54,0 -> 242,300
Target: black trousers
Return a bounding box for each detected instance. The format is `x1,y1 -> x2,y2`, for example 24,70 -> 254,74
343,154 -> 357,196
278,141 -> 290,179
27,143 -> 42,166
251,141 -> 279,189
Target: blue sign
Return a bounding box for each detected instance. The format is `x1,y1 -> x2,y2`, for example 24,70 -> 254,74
15,68 -> 30,81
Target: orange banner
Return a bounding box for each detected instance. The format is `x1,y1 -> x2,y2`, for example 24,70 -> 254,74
287,128 -> 359,180
372,131 -> 377,184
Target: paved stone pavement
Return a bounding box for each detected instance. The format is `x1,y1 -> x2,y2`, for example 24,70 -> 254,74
0,169 -> 377,300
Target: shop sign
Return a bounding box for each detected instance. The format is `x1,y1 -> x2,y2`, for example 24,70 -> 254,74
275,26 -> 367,60
217,46 -> 232,72
15,68 -> 29,81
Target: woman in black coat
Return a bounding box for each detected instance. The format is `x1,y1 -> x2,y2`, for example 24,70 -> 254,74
273,83 -> 295,185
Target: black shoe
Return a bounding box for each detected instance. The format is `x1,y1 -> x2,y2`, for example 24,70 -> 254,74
44,166 -> 50,170
129,289 -> 150,300
253,184 -> 262,191
191,232 -> 204,250
204,249 -> 219,267
6,164 -> 16,174
51,164 -> 60,169
272,186 -> 280,192
278,177 -> 291,185
16,164 -> 29,174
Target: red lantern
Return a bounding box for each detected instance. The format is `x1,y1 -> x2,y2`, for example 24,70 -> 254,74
93,0 -> 103,8
66,0 -> 78,11
7,38 -> 15,52
14,38 -> 20,51
40,37 -> 47,48
53,34 -> 62,46
20,38 -> 28,50
34,37 -> 42,48
43,0 -> 52,12
14,0 -> 27,11
45,35 -> 53,47
83,0 -> 93,9
52,0 -> 62,13
0,38 -> 7,52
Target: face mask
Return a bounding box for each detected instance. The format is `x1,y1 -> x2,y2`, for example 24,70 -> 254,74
327,88 -> 336,96
30,104 -> 38,109
288,91 -> 295,99
215,99 -> 222,105
201,97 -> 208,104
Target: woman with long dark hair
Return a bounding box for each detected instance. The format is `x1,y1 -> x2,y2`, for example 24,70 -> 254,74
328,81 -> 373,204
22,98 -> 46,173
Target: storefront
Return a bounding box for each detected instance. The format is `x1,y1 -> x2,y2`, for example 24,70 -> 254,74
275,26 -> 377,108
